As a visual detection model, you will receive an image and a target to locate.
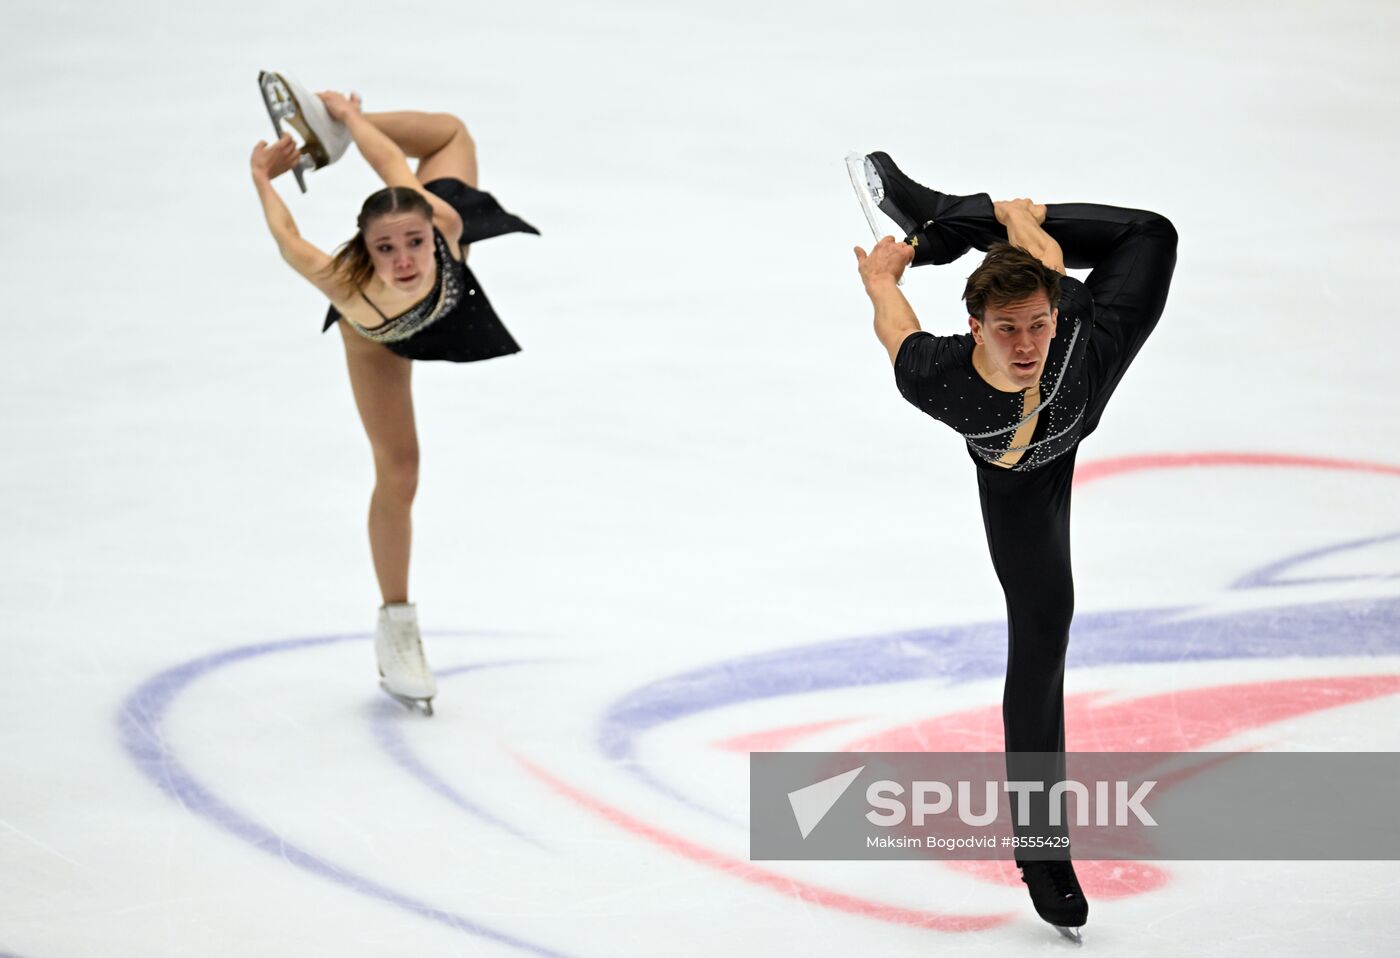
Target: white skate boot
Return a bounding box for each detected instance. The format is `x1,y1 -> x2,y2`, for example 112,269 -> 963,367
257,71 -> 353,193
375,602 -> 437,716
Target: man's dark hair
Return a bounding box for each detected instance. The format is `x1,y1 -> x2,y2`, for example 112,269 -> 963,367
962,243 -> 1062,320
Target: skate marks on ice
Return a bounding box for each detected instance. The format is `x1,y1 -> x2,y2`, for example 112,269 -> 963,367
597,453 -> 1400,811
580,598 -> 1400,934
113,453 -> 1400,948
116,631 -> 1015,944
579,451 -> 1400,932
116,632 -> 574,958
369,662 -> 551,850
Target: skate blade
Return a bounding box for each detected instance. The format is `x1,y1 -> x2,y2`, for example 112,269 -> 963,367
844,152 -> 883,241
844,152 -> 904,287
1054,925 -> 1084,944
379,680 -> 434,716
257,71 -> 308,193
258,72 -> 331,183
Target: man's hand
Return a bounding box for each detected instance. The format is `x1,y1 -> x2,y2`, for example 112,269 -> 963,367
856,236 -> 922,364
854,235 -> 915,298
992,197 -> 1064,275
994,197 -> 1046,226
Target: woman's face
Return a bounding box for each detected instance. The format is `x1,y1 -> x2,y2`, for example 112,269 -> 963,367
365,212 -> 435,292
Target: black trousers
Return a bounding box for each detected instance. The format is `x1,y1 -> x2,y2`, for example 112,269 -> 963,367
918,187 -> 1179,843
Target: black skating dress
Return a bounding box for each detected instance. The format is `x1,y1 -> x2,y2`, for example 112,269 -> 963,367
322,178 -> 539,362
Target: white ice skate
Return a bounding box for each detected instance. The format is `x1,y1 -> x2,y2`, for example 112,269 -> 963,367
845,151 -> 904,287
375,602 -> 437,716
257,71 -> 352,193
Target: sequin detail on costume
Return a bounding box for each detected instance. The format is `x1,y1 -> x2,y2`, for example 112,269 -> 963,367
965,318 -> 1084,469
892,275 -> 1095,472
348,230 -> 465,344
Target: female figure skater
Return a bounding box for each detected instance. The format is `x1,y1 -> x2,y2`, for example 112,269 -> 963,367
249,86 -> 538,714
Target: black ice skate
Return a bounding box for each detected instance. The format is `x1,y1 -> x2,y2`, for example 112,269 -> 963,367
845,151 -> 996,266
257,71 -> 351,193
1019,859 -> 1088,944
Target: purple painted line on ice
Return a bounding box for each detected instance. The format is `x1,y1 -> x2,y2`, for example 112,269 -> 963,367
117,633 -> 574,958
1231,531 -> 1400,590
370,660 -> 554,851
598,536 -> 1400,819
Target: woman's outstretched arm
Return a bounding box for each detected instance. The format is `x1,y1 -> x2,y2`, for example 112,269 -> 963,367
250,136 -> 349,301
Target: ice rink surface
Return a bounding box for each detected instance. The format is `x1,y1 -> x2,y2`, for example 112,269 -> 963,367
3,1 -> 1399,954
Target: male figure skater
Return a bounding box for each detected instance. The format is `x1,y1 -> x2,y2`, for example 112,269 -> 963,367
849,152 -> 1177,941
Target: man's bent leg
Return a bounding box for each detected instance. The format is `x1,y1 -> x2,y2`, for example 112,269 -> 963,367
868,155 -> 1177,308
1045,204 -> 1178,405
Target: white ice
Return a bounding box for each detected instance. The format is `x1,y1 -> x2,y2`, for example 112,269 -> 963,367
2,1 -> 1399,955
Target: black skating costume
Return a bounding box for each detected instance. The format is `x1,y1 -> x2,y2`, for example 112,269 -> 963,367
323,178 -> 538,362
874,155 -> 1176,935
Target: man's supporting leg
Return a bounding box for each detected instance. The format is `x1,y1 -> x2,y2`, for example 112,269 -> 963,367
977,451 -> 1077,846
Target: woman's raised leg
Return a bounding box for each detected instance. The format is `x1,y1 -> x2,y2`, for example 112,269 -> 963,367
360,110 -> 478,187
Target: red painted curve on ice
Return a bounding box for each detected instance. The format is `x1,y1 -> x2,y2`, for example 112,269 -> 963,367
1072,451 -> 1400,487
838,675 -> 1400,755
832,674 -> 1400,899
715,717 -> 864,753
516,756 -> 1013,933
537,452 -> 1400,929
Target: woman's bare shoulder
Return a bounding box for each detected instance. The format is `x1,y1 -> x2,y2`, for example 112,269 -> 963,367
328,290 -> 388,330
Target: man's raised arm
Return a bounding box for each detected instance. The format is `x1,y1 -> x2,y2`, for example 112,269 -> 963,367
855,236 -> 921,364
994,199 -> 1066,275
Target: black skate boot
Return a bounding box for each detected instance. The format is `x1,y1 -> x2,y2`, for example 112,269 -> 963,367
1018,859 -> 1088,943
848,151 -> 1000,266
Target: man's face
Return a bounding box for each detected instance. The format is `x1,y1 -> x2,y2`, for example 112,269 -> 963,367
969,290 -> 1058,390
